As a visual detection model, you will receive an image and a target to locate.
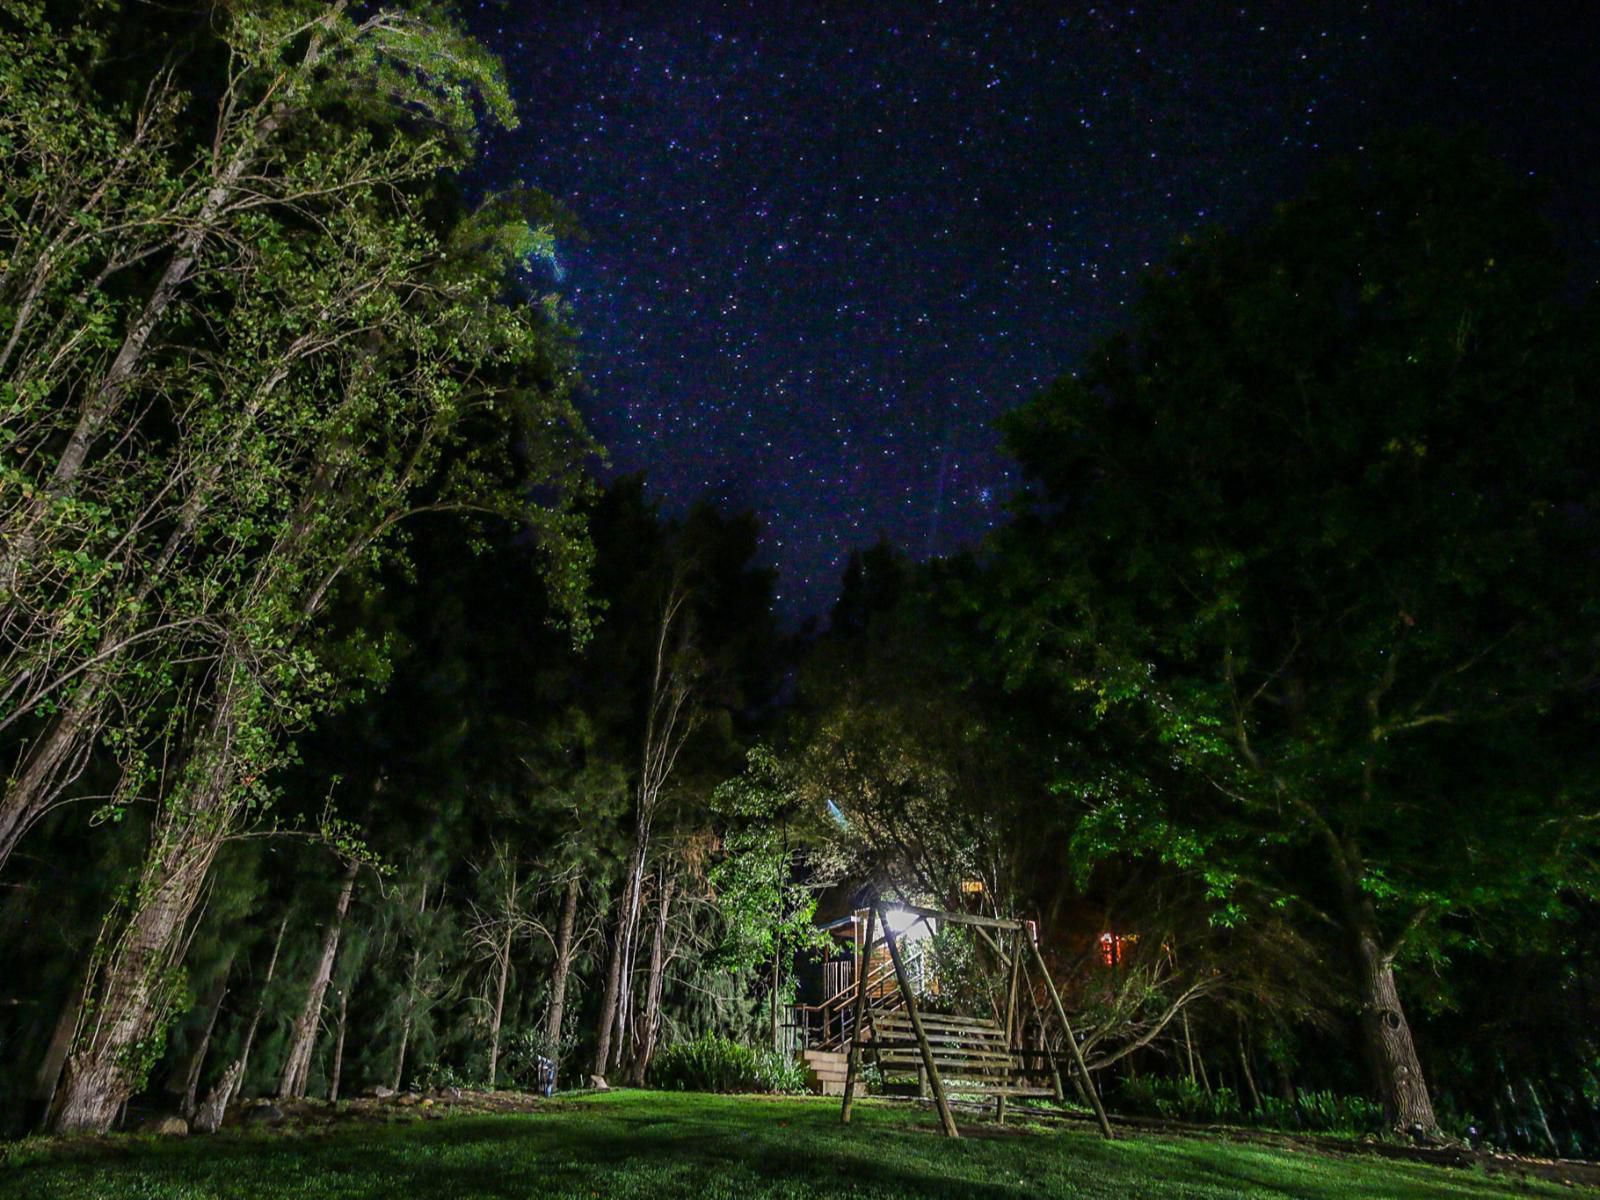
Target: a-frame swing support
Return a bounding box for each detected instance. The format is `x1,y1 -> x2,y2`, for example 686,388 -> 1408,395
836,896 -> 1114,1141
877,898 -> 960,1138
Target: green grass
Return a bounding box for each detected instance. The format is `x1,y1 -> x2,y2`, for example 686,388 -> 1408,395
3,1090 -> 1588,1199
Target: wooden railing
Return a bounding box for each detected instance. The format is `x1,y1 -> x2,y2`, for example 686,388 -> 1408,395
794,941 -> 923,1050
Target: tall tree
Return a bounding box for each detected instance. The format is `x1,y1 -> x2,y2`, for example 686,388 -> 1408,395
985,134 -> 1600,1133
29,2 -> 593,1131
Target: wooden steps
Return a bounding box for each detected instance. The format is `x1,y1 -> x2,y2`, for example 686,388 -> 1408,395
801,1049 -> 863,1098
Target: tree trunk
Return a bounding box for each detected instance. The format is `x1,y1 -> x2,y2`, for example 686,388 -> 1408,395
596,583 -> 697,1078
32,967 -> 90,1123
173,965 -> 231,1119
392,884 -> 429,1093
628,875 -> 673,1087
545,875 -> 580,1062
278,858 -> 358,1099
50,791 -> 229,1129
1237,1022 -> 1262,1112
392,1014 -> 411,1094
1525,1079 -> 1562,1157
0,697 -> 100,870
1354,929 -> 1437,1134
593,861 -> 641,1079
487,921 -> 512,1089
328,988 -> 349,1103
236,914 -> 289,1089
193,1058 -> 243,1134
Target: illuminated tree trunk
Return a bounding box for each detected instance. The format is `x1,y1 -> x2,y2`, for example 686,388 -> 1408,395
172,964 -> 231,1120
544,875 -> 580,1061
50,675 -> 247,1133
327,989 -> 349,1103
0,699 -> 98,870
278,858 -> 358,1099
31,967 -> 89,1122
595,580 -> 696,1078
487,921 -> 512,1089
592,877 -> 632,1079
627,874 -> 673,1086
1353,927 -> 1436,1134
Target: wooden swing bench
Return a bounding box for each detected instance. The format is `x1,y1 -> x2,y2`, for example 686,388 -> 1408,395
837,896 -> 1116,1140
871,1012 -> 1057,1099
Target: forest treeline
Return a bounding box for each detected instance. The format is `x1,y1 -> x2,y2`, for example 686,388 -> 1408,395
2,0 -> 1598,1156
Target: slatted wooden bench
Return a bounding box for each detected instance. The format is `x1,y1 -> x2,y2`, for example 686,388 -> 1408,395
867,1011 -> 1058,1099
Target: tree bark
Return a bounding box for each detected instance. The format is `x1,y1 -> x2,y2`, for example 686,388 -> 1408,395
236,914 -> 289,1089
392,1013 -> 411,1094
0,698 -> 98,870
593,871 -> 636,1079
173,964 -> 231,1119
1237,1022 -> 1262,1113
595,582 -> 697,1078
487,921 -> 512,1089
193,1058 -> 243,1134
1354,928 -> 1437,1134
545,875 -> 580,1061
393,887 -> 427,1094
278,857 -> 359,1099
49,707 -> 240,1134
328,988 -> 349,1103
628,874 -> 673,1086
31,967 -> 90,1122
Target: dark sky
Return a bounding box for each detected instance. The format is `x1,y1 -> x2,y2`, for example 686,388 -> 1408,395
470,1 -> 1600,621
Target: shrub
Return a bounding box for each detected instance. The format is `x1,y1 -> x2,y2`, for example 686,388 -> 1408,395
499,1028 -> 562,1092
649,1034 -> 806,1094
1287,1089 -> 1386,1136
1113,1077 -> 1384,1137
415,1060 -> 476,1093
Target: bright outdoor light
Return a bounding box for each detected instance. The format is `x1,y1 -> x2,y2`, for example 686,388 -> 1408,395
883,906 -> 932,942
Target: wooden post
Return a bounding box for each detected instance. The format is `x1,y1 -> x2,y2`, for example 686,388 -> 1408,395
1014,961 -> 1067,1104
1029,934 -> 1113,1140
996,927 -> 1023,1124
878,902 -> 959,1139
840,905 -> 877,1123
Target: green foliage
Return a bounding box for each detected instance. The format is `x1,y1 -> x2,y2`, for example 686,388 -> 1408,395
414,1060 -> 477,1094
1116,1077 -> 1385,1137
498,1028 -> 560,1092
981,133 -> 1600,1122
709,746 -> 829,982
647,1034 -> 805,1095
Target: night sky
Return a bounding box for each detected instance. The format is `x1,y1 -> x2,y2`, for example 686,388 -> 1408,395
470,2 -> 1600,621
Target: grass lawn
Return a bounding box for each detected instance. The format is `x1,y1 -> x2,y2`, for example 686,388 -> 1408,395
4,1090 -> 1590,1199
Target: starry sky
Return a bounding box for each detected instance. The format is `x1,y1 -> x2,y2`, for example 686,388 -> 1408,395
469,2 -> 1600,621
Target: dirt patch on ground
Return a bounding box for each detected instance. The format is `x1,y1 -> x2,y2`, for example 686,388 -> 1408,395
223,1087 -> 579,1132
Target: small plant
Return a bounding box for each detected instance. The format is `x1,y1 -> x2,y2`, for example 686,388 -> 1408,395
649,1034 -> 805,1094
415,1060 -> 475,1093
1289,1089 -> 1386,1136
753,1048 -> 809,1095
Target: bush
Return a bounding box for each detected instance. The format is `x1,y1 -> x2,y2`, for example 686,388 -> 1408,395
415,1060 -> 476,1093
1113,1077 -> 1384,1137
499,1028 -> 561,1092
1283,1089 -> 1386,1136
649,1034 -> 806,1094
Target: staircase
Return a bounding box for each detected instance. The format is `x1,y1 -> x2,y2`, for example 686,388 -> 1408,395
801,1049 -> 863,1097
801,943 -> 916,1052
